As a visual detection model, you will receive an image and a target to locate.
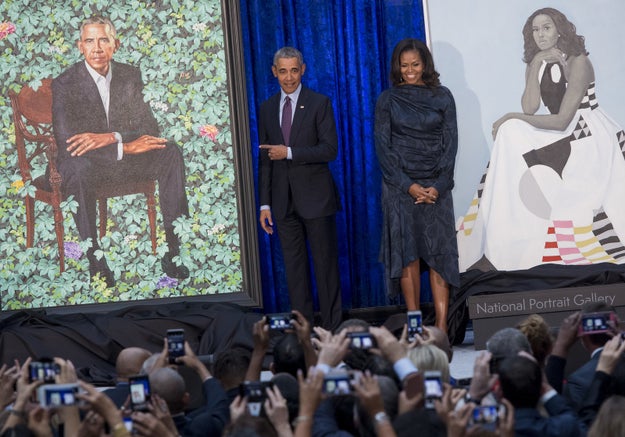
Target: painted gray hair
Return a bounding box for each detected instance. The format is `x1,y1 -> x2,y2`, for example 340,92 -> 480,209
80,15 -> 117,39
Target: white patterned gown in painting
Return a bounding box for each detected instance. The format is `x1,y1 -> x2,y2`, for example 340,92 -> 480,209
457,70 -> 625,272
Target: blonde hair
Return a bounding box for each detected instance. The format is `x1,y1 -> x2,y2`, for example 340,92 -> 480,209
517,314 -> 553,366
407,344 -> 450,383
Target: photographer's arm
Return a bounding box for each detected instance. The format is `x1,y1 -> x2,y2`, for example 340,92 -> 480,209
291,310 -> 318,370
245,317 -> 270,381
2,357 -> 42,433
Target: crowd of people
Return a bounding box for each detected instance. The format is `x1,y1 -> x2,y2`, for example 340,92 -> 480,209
1,301 -> 625,436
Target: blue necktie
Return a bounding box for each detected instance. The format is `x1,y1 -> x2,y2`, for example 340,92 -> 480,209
281,96 -> 292,146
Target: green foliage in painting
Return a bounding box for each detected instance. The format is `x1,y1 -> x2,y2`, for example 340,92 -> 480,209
0,0 -> 242,310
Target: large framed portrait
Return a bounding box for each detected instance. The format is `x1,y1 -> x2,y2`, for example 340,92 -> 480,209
0,0 -> 261,311
429,0 -> 625,273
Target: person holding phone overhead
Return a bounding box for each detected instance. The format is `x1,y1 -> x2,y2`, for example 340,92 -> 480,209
257,47 -> 342,331
374,38 -> 459,333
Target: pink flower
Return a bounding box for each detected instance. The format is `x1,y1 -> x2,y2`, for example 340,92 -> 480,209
199,124 -> 218,141
0,22 -> 16,40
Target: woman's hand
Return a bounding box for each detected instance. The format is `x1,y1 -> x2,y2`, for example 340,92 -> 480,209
492,113 -> 522,139
531,47 -> 567,68
408,183 -> 437,204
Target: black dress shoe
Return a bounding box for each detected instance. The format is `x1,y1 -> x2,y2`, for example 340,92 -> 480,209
161,253 -> 189,279
88,257 -> 116,288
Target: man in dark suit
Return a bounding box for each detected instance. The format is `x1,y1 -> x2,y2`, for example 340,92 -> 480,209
52,16 -> 189,286
258,47 -> 342,331
498,355 -> 583,436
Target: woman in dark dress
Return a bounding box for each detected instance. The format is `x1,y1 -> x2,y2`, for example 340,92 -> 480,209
374,38 -> 459,332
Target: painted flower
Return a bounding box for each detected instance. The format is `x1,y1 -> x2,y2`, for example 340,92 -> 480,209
124,234 -> 138,244
156,276 -> 179,289
192,22 -> 207,32
64,241 -> 83,260
11,179 -> 24,190
199,124 -> 218,141
0,22 -> 16,40
150,100 -> 169,112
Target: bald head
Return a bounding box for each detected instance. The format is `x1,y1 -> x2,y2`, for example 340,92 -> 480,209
426,326 -> 453,363
116,347 -> 151,381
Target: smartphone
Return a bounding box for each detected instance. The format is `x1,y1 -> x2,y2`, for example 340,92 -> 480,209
347,331 -> 377,350
579,312 -> 616,335
128,374 -> 151,412
37,383 -> 80,408
238,381 -> 273,416
407,310 -> 423,341
423,370 -> 443,409
323,370 -> 360,395
266,313 -> 294,331
167,328 -> 185,364
29,361 -> 60,383
123,416 -> 133,432
469,405 -> 501,432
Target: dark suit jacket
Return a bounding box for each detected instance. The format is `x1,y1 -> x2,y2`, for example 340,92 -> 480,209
563,352 -> 601,410
258,86 -> 340,220
52,60 -> 160,166
514,394 -> 583,436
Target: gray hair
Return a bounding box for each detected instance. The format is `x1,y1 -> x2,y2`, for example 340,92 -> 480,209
80,15 -> 117,39
273,46 -> 303,66
486,327 -> 532,358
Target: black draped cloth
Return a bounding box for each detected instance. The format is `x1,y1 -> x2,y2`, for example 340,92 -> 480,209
0,302 -> 261,384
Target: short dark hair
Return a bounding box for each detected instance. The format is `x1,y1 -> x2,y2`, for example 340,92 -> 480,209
389,38 -> 440,87
212,347 -> 252,391
272,333 -> 305,377
498,355 -> 542,408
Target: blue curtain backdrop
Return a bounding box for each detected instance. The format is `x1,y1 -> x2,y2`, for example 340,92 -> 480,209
239,0 -> 428,313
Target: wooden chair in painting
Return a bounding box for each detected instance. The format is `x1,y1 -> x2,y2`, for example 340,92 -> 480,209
9,78 -> 158,273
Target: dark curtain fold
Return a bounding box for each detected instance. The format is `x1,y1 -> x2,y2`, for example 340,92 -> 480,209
240,0 -> 427,312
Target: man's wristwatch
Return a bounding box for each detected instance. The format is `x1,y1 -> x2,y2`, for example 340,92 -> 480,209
374,411 -> 390,425
464,392 -> 482,404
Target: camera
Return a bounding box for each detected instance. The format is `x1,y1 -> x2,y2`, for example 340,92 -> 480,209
407,310 -> 423,341
239,381 -> 273,416
167,328 -> 185,364
29,361 -> 60,383
470,405 -> 500,431
323,370 -> 360,395
128,374 -> 151,412
239,380 -> 273,402
347,331 -> 377,350
423,370 -> 443,409
266,313 -> 295,331
579,312 -> 616,335
37,383 -> 80,408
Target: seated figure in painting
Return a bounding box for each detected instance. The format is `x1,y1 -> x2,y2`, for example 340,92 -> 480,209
457,7 -> 625,272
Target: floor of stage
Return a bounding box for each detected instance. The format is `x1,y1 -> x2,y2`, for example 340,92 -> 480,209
449,327 -> 478,380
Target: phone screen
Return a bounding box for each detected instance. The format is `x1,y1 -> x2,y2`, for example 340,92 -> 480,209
167,329 -> 185,364
266,313 -> 294,331
424,372 -> 443,408
407,311 -> 423,340
37,383 -> 80,407
347,332 -> 376,349
29,361 -> 60,383
129,375 -> 151,411
580,312 -> 613,334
